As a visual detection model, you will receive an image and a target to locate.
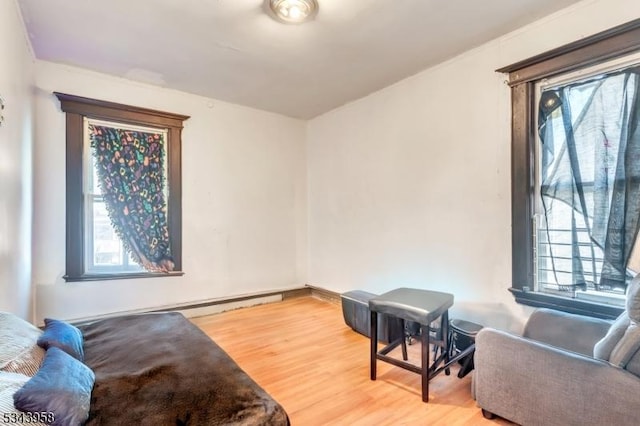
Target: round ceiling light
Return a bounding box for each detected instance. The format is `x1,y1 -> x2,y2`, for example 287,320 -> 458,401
266,0 -> 319,24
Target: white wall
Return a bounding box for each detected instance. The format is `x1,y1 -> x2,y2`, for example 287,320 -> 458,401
32,62 -> 307,323
307,0 -> 640,331
0,0 -> 35,320
17,0 -> 640,327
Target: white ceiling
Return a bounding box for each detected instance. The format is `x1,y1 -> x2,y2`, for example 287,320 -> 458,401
18,0 -> 583,119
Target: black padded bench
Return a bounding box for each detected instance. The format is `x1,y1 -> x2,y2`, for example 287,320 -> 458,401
369,287 -> 454,403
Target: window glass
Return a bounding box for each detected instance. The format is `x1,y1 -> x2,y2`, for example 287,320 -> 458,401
83,118 -> 169,274
533,60 -> 640,306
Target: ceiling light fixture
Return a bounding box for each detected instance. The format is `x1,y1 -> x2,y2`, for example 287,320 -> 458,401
266,0 -> 319,24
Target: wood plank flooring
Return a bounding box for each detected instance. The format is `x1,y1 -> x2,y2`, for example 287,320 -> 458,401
190,297 -> 514,426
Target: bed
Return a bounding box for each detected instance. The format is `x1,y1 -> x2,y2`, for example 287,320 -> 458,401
0,311 -> 289,426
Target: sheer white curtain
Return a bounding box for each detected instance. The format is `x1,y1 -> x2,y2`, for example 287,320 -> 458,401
538,68 -> 640,291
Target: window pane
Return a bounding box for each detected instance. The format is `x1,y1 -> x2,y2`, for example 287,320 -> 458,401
92,201 -> 123,266
91,159 -> 101,195
534,69 -> 635,300
84,118 -> 173,275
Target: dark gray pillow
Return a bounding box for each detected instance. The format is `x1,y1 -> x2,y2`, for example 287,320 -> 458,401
610,323 -> 640,368
37,318 -> 84,361
13,347 -> 95,426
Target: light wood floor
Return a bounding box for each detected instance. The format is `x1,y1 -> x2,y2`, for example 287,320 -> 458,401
190,297 -> 514,426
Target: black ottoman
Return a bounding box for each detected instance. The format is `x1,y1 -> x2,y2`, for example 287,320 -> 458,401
341,290 -> 404,343
449,318 -> 484,378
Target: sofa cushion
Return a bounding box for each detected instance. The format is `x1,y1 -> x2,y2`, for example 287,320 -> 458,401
594,312 -> 629,361
0,312 -> 45,376
524,308 -> 611,356
626,274 -> 640,322
624,348 -> 640,377
610,323 -> 640,368
607,275 -> 640,372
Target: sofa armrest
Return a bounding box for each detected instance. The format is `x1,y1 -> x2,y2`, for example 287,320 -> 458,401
523,308 -> 612,356
474,328 -> 640,426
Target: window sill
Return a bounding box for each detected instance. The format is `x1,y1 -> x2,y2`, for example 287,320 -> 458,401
509,288 -> 623,320
63,271 -> 185,282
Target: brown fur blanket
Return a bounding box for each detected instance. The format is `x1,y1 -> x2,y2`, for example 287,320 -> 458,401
79,312 -> 289,425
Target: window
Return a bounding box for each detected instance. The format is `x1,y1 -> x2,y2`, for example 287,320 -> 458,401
534,58 -> 640,306
84,119 -> 170,274
55,93 -> 189,281
499,19 -> 640,319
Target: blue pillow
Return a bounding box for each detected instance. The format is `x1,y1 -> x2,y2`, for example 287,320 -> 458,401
37,318 -> 84,361
13,347 -> 95,426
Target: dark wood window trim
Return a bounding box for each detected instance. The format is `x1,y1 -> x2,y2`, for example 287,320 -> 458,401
55,92 -> 189,282
500,18 -> 640,320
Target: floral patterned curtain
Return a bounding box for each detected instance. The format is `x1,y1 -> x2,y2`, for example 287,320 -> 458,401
89,124 -> 174,272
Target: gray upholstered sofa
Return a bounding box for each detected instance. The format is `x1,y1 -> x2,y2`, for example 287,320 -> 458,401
474,275 -> 640,426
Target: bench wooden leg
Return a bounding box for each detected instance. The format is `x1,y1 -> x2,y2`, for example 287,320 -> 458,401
370,310 -> 377,380
421,323 -> 430,402
400,319 -> 408,361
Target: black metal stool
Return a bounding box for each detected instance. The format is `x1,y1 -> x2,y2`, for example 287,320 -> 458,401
369,288 -> 454,402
